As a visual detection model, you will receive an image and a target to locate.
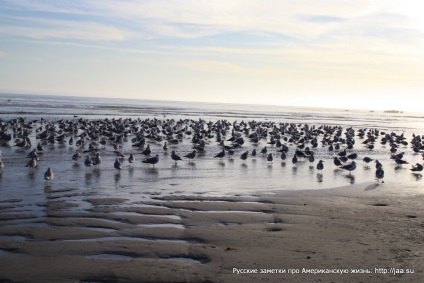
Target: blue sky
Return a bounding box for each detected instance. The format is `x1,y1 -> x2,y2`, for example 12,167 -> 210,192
0,0 -> 424,112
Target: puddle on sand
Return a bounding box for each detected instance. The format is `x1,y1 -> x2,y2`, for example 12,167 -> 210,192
111,212 -> 182,220
137,223 -> 185,229
86,254 -> 134,261
63,236 -> 189,243
85,254 -> 207,264
0,235 -> 28,240
76,227 -> 117,233
161,257 -> 208,264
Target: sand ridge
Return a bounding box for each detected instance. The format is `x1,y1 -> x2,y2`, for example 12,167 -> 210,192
0,182 -> 423,282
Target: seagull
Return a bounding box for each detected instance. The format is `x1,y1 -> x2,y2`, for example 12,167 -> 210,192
316,160 -> 324,172
410,163 -> 423,172
26,157 -> 37,171
280,152 -> 286,161
292,155 -> 298,166
84,155 -> 93,173
44,167 -> 54,181
394,157 -> 408,166
0,159 -> 4,173
240,151 -> 249,162
171,151 -> 182,164
141,144 -> 151,156
114,158 -> 122,171
375,159 -> 383,170
72,152 -> 82,162
184,150 -> 197,162
267,153 -> 273,164
26,149 -> 39,160
391,152 -> 405,160
93,152 -> 102,167
128,153 -> 135,165
340,161 -> 356,175
338,149 -> 347,157
142,153 -> 159,167
251,149 -> 257,158
376,167 -> 384,183
214,149 -> 225,160
261,146 -> 267,155
347,153 -> 358,160
333,157 -> 342,167
363,157 -> 373,166
36,142 -> 44,153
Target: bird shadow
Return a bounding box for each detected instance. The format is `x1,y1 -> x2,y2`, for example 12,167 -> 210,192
114,172 -> 121,183
412,173 -> 422,181
44,184 -> 53,193
316,173 -> 323,183
128,166 -> 135,177
145,167 -> 159,174
344,174 -> 355,184
364,183 -> 379,191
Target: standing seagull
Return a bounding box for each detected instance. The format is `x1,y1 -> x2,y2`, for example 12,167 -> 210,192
333,157 -> 343,168
267,153 -> 273,164
128,153 -> 135,165
376,167 -> 384,183
240,151 -> 249,162
362,157 -> 373,166
214,149 -> 226,160
394,158 -> 408,167
142,154 -> 159,167
44,167 -> 54,181
292,155 -> 298,166
184,150 -> 197,162
26,157 -> 37,172
84,155 -> 93,173
93,152 -> 102,168
72,152 -> 82,162
316,160 -> 324,172
340,161 -> 356,175
171,151 -> 182,164
114,158 -> 122,171
0,159 -> 4,173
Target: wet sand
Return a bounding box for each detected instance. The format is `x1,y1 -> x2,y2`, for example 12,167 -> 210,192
0,182 -> 423,283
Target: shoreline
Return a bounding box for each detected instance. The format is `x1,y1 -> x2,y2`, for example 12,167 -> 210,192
1,182 -> 423,282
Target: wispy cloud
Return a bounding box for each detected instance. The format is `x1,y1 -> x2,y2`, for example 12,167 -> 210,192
2,0 -> 423,45
0,15 -> 134,41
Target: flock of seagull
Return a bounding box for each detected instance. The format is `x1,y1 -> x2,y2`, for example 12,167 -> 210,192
1,116 -> 424,184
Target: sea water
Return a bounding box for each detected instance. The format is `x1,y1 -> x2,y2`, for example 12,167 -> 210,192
0,93 -> 423,215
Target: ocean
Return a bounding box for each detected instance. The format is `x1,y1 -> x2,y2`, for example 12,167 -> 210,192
0,93 -> 423,216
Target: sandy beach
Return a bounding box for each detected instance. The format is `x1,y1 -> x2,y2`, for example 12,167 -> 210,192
1,181 -> 422,283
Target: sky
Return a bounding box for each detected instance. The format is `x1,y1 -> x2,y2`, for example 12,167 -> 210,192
0,0 -> 424,112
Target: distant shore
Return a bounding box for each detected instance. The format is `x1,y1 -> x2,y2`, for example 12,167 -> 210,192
0,182 -> 422,282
